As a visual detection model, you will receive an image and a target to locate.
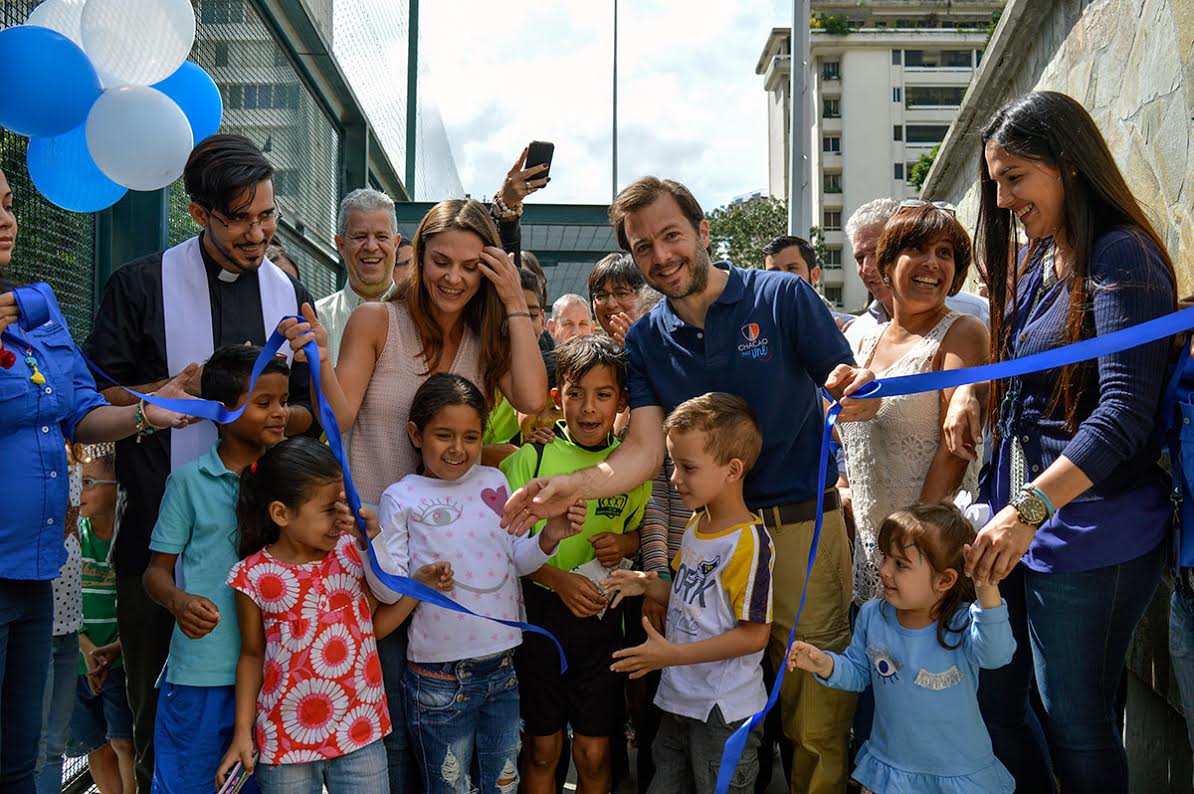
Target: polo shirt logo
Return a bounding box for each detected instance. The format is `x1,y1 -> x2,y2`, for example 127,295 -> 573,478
673,556 -> 721,607
738,321 -> 772,361
595,494 -> 628,518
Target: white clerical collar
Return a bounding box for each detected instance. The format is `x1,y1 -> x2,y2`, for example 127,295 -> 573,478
217,269 -> 240,283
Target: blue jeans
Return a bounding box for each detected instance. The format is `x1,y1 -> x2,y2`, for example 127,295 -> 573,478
0,579 -> 53,794
403,651 -> 521,794
378,625 -> 417,792
35,632 -> 78,794
253,740 -> 388,794
980,545 -> 1164,794
1169,577 -> 1194,751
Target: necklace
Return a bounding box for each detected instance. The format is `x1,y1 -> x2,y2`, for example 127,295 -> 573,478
7,332 -> 46,384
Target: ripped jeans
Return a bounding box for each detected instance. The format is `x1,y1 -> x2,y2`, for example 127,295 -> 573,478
403,651 -> 521,794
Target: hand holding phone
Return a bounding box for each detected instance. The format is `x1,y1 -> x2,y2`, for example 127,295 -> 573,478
524,141 -> 554,181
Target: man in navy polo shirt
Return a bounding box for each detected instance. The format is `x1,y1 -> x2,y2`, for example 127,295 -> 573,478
505,176 -> 879,793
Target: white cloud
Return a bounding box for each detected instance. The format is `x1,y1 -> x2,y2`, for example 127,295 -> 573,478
420,0 -> 791,212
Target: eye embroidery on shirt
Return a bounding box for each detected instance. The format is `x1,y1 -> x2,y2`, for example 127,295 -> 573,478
412,497 -> 462,527
865,644 -> 901,683
914,665 -> 964,691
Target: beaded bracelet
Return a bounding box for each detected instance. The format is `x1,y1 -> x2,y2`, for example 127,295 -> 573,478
492,191 -> 523,219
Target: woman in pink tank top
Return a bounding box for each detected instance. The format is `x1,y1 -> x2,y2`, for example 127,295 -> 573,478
282,199 -> 548,504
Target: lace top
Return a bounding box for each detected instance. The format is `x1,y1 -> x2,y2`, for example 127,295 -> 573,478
839,312 -> 980,604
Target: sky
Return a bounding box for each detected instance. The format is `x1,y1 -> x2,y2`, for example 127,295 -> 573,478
420,0 -> 791,212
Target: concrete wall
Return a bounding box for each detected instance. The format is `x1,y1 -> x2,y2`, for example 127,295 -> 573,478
923,0 -> 1194,294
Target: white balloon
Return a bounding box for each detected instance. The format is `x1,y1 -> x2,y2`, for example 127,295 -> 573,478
81,0 -> 196,86
87,86 -> 194,191
25,0 -> 86,45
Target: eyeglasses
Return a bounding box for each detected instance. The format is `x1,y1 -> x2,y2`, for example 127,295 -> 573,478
899,199 -> 957,217
592,288 -> 636,305
82,478 -> 118,490
206,206 -> 283,234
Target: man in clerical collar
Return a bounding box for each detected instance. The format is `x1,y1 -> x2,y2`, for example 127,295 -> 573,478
316,188 -> 401,365
83,133 -> 317,793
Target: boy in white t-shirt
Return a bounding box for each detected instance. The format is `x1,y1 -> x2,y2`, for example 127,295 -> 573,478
603,392 -> 774,793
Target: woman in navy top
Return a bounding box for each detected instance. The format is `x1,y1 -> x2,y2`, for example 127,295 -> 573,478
0,168 -> 192,791
944,92 -> 1178,793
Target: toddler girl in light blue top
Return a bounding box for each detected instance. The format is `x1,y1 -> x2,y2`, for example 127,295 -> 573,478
788,501 -> 1015,794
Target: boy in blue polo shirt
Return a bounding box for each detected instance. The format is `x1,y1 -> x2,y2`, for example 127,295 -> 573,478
142,345 -> 290,793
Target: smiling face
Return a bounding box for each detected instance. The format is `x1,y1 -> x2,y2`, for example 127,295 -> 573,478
337,208 -> 397,299
851,222 -> 890,307
79,458 -> 118,521
665,429 -> 739,511
878,539 -> 957,614
623,194 -> 712,300
195,180 -> 277,273
420,229 -> 485,320
885,232 -> 956,316
984,141 -> 1067,244
225,372 -> 289,448
591,280 -> 640,336
407,403 -> 484,481
275,478 -> 346,553
553,364 -> 625,447
0,170 -> 16,268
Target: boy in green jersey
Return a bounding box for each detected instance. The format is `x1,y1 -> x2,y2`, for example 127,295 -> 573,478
500,335 -> 651,794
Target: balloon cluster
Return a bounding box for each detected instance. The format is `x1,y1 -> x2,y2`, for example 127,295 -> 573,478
0,0 -> 223,212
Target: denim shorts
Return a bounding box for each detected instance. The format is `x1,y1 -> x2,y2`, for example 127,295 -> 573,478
66,668 -> 133,756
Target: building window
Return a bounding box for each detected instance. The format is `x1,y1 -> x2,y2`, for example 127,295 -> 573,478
894,163 -> 905,180
212,42 -> 230,67
906,124 -> 951,143
823,173 -> 842,194
943,50 -> 973,67
906,86 -> 967,108
893,125 -> 903,141
226,83 -> 301,111
892,86 -> 902,103
201,1 -> 244,23
824,285 -> 843,305
822,136 -> 841,153
823,210 -> 842,231
891,49 -> 902,65
903,49 -> 975,68
823,99 -> 840,119
821,61 -> 840,81
824,248 -> 843,267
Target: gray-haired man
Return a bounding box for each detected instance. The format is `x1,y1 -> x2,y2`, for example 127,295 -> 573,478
316,188 -> 401,364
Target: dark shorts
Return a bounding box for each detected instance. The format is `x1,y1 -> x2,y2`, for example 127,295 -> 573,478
515,581 -> 625,738
67,667 -> 134,756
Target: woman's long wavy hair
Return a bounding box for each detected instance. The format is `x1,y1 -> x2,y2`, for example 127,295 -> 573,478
977,91 -> 1176,433
397,199 -> 508,409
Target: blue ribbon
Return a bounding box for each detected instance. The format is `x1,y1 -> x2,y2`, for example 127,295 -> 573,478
86,316 -> 568,673
713,305 -> 1194,793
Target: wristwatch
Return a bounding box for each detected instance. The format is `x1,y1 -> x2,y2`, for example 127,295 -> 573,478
1011,486 -> 1051,528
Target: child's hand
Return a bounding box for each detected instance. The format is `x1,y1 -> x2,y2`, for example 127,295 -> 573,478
414,561 -> 454,593
555,572 -> 608,618
523,425 -> 556,445
611,616 -> 674,678
90,642 -> 121,671
542,499 -> 587,548
787,640 -> 834,678
589,531 -> 633,568
215,732 -> 257,789
86,668 -> 109,695
965,546 -> 1003,609
172,593 -> 220,639
600,569 -> 656,609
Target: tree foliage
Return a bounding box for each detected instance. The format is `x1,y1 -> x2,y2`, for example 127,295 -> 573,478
810,14 -> 851,35
707,196 -> 788,270
909,144 -> 941,192
808,225 -> 830,267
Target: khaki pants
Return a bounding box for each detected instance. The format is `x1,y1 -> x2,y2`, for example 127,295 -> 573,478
764,506 -> 856,794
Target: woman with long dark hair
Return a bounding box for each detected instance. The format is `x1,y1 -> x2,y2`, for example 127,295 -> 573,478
945,91 -> 1177,793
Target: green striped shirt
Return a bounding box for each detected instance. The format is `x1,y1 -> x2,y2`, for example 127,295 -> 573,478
79,519 -> 120,676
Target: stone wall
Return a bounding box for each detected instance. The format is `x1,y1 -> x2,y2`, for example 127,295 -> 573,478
923,0 -> 1194,294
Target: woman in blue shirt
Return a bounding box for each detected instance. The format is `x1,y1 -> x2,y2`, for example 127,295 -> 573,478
0,168 -> 193,792
944,92 -> 1178,793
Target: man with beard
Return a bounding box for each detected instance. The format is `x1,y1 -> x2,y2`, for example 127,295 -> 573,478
317,188 -> 401,365
504,176 -> 879,794
84,134 -> 316,792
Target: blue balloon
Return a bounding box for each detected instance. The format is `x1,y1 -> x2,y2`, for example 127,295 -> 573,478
152,61 -> 223,143
27,124 -> 127,213
0,25 -> 101,138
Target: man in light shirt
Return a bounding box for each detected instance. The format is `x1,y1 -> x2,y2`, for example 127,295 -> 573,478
316,188 -> 401,364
